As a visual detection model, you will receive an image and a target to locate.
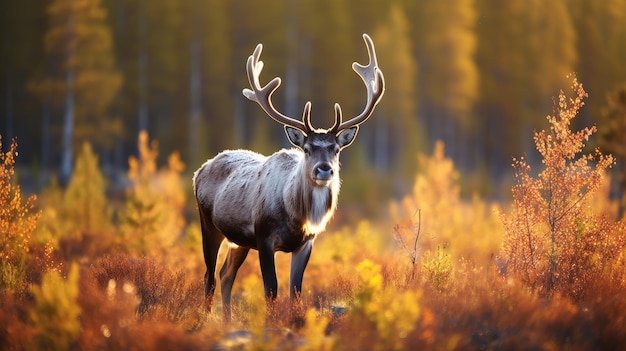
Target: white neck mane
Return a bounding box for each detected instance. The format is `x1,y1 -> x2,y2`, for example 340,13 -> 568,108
304,186 -> 336,234
286,157 -> 340,235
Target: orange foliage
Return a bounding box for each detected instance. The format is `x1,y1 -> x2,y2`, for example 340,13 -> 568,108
0,137 -> 40,291
502,77 -> 626,299
0,137 -> 38,262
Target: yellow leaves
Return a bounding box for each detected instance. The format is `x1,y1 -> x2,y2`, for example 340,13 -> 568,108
29,263 -> 81,350
120,132 -> 186,258
355,259 -> 383,294
239,274 -> 267,331
353,259 -> 421,351
301,309 -> 335,351
63,142 -> 111,238
421,246 -> 454,291
391,140 -> 502,266
128,131 -> 159,184
314,220 -> 384,268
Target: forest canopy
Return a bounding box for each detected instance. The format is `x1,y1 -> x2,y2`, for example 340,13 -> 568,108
1,0 -> 626,201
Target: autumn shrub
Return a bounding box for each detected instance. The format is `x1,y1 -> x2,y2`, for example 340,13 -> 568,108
118,132 -> 188,263
502,77 -> 626,299
390,141 -> 503,267
0,136 -> 40,292
90,254 -> 205,328
31,178 -> 63,248
76,256 -> 211,351
63,142 -> 111,238
343,259 -> 421,351
308,220 -> 387,301
420,245 -> 454,291
416,263 -> 614,350
35,143 -> 115,261
28,263 -> 81,350
0,290 -> 37,348
300,309 -> 336,351
118,132 -> 163,255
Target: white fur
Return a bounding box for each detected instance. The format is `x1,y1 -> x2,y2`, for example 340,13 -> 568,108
304,186 -> 335,234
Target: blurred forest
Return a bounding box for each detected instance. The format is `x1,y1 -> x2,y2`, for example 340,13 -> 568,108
1,0 -> 626,202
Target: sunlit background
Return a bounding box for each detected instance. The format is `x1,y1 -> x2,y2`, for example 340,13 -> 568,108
3,1 -> 626,348
1,0 -> 625,204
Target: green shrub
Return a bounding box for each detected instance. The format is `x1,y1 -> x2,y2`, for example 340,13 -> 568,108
28,264 -> 81,350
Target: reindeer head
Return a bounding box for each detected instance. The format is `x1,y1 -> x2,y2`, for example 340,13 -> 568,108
242,34 -> 385,187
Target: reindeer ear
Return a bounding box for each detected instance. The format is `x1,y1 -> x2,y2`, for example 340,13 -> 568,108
285,126 -> 307,148
337,126 -> 359,149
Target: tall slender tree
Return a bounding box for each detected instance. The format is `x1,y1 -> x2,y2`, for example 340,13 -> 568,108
598,86 -> 626,219
568,0 -> 626,127
475,0 -> 576,179
34,0 -> 121,183
374,4 -> 421,182
406,0 -> 478,171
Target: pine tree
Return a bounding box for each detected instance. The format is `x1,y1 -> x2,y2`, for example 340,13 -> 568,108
64,142 -> 111,238
373,4 -> 421,182
118,132 -> 162,255
407,0 -> 478,169
34,0 -> 122,183
568,0 -> 626,126
475,0 -> 576,178
118,132 -> 186,258
597,86 -> 626,219
29,264 -> 81,350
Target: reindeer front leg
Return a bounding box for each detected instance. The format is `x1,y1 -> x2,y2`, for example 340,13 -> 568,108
290,239 -> 313,299
257,239 -> 278,300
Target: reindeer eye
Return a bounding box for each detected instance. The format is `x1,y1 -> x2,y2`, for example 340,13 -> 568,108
303,146 -> 311,155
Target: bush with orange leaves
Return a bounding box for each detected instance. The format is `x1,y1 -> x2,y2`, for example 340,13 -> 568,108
0,137 -> 39,292
502,77 -> 626,300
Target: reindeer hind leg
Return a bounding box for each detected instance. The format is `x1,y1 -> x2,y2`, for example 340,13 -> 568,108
219,244 -> 250,322
199,207 -> 224,311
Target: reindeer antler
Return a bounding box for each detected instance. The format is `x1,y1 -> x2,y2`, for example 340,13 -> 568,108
331,34 -> 385,133
243,34 -> 384,134
243,44 -> 311,132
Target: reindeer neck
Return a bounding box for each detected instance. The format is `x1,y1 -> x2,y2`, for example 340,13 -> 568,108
285,157 -> 340,235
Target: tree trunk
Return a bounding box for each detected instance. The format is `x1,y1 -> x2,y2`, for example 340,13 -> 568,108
40,97 -> 51,185
189,37 -> 202,165
60,68 -> 76,184
137,1 -> 148,134
284,0 -> 299,120
4,75 -> 13,141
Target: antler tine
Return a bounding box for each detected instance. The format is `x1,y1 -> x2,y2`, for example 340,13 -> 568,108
303,101 -> 314,131
242,44 -> 308,131
329,103 -> 343,134
337,34 -> 385,131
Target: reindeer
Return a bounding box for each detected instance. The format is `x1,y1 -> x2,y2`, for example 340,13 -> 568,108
193,34 -> 384,321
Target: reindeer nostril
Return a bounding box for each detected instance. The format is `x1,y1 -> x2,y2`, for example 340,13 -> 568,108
316,163 -> 333,179
318,164 -> 331,172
